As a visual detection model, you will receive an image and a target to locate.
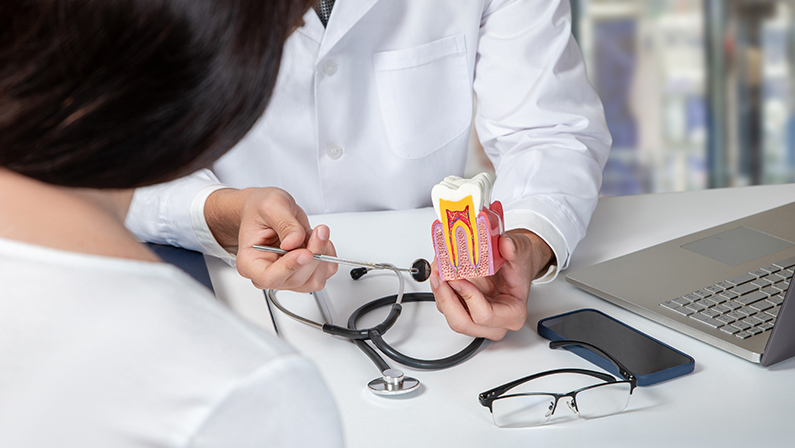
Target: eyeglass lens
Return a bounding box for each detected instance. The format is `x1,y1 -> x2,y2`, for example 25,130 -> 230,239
491,382 -> 631,428
573,382 -> 631,419
492,393 -> 558,428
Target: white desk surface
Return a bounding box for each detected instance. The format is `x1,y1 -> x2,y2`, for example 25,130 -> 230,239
207,183 -> 795,448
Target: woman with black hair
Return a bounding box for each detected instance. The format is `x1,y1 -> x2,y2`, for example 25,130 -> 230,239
0,1 -> 343,446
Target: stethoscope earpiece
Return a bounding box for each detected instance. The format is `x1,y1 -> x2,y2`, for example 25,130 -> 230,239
410,258 -> 431,282
350,267 -> 369,280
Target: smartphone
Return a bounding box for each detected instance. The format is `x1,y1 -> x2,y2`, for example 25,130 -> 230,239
537,309 -> 694,386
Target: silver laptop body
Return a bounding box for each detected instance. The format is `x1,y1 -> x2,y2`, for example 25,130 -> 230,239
566,202 -> 795,366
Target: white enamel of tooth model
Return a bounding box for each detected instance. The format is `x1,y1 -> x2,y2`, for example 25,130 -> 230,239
431,172 -> 494,219
431,172 -> 504,281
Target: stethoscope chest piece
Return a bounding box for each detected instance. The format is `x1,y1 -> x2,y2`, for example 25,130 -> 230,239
367,368 -> 420,396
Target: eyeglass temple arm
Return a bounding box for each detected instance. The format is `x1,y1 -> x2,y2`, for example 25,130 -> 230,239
478,367 -> 615,409
549,340 -> 637,385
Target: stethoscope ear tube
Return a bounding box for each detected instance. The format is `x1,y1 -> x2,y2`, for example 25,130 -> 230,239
321,303 -> 402,339
348,292 -> 485,370
370,327 -> 485,370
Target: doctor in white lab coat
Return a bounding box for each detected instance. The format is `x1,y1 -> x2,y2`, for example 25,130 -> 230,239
127,0 -> 612,340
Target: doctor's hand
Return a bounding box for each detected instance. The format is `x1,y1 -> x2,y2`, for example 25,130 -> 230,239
205,187 -> 337,292
430,229 -> 554,341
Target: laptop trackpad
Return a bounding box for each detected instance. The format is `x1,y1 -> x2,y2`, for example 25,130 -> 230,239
681,227 -> 794,266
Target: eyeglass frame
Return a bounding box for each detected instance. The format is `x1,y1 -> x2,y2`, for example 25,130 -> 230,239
478,340 -> 638,423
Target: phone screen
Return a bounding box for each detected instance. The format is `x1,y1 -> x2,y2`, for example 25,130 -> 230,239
539,309 -> 693,380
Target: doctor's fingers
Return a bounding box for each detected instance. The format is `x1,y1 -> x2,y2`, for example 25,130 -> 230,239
247,188 -> 312,251
246,226 -> 337,291
308,225 -> 339,277
244,248 -> 324,292
430,273 -> 508,341
278,226 -> 338,291
449,279 -> 526,333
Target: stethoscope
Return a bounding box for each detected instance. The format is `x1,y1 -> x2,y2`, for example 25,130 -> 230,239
254,245 -> 485,396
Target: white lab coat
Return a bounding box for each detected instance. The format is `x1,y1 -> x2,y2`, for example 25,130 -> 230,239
127,0 -> 611,281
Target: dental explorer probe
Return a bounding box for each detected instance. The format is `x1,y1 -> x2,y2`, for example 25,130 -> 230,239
252,245 -> 431,282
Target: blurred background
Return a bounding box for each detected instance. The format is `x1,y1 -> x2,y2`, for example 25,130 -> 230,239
467,0 -> 795,197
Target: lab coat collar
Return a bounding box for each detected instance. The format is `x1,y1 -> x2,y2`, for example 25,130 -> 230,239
296,8 -> 324,42
317,0 -> 380,59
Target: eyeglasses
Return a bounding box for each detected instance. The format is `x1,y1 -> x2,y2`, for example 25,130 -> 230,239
479,340 -> 638,428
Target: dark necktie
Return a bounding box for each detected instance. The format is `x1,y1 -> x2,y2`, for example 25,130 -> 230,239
314,0 -> 335,27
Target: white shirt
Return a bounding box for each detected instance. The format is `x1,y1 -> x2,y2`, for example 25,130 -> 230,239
126,0 -> 612,281
0,237 -> 344,448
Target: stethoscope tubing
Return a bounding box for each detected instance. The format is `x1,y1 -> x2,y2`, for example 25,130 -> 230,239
265,289 -> 485,372
262,254 -> 484,374
344,292 -> 485,370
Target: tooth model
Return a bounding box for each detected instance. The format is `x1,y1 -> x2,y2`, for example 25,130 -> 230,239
431,173 -> 504,281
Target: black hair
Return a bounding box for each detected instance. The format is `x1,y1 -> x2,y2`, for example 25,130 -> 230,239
0,0 -> 310,188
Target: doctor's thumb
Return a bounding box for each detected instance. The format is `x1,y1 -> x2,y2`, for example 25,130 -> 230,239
499,233 -> 523,262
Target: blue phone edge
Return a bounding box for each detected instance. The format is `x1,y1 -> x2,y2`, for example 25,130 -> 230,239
537,308 -> 695,387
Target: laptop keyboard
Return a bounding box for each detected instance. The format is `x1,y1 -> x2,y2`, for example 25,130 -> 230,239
660,256 -> 795,340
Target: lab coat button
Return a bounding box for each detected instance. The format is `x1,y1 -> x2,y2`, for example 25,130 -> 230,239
326,144 -> 343,159
322,60 -> 337,76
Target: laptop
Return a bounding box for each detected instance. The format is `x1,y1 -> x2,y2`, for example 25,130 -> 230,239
566,201 -> 795,366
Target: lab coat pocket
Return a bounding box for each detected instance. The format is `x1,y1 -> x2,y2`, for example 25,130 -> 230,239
374,34 -> 472,159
